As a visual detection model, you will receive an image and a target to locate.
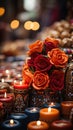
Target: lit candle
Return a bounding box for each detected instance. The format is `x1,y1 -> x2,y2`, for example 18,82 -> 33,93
61,101 -> 73,120
0,92 -> 13,115
50,120 -> 73,130
14,80 -> 29,112
14,80 -> 28,89
25,107 -> 40,122
40,107 -> 60,123
1,119 -> 20,130
8,113 -> 28,130
27,120 -> 49,130
0,92 -> 12,102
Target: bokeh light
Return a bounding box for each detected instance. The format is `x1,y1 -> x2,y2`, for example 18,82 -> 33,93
24,21 -> 40,31
0,7 -> 5,16
32,22 -> 40,31
10,20 -> 19,29
24,21 -> 33,30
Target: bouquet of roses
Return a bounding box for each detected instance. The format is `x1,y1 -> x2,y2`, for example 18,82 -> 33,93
22,37 -> 68,93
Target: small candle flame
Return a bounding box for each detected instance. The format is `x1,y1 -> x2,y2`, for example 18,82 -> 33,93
37,120 -> 41,126
20,81 -> 22,85
32,108 -> 36,111
31,108 -> 37,112
48,107 -> 51,112
5,70 -> 10,74
49,102 -> 55,107
4,92 -> 7,98
10,119 -> 14,126
14,80 -> 17,84
1,78 -> 4,83
17,74 -> 21,78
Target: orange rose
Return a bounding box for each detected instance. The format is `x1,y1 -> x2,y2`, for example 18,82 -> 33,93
45,37 -> 59,46
27,40 -> 43,56
48,48 -> 68,68
32,71 -> 50,90
22,63 -> 33,86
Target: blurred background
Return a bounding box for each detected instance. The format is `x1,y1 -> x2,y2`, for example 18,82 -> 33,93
0,0 -> 73,58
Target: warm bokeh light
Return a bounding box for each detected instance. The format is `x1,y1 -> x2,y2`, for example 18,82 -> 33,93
24,21 -> 40,31
10,20 -> 19,29
32,22 -> 40,31
24,21 -> 33,30
0,7 -> 5,16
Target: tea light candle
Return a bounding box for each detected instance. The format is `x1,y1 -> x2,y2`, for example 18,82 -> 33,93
44,102 -> 61,110
25,107 -> 40,122
1,119 -> 20,130
27,120 -> 49,130
40,107 -> 60,123
8,113 -> 28,130
0,92 -> 13,102
50,120 -> 73,130
14,80 -> 28,89
61,101 -> 73,120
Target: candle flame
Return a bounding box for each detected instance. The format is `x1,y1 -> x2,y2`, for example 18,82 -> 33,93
31,108 -> 37,112
10,119 -> 14,125
48,107 -> 51,112
20,81 -> 22,85
4,92 -> 7,98
5,70 -> 10,74
1,78 -> 4,83
37,121 -> 41,126
32,108 -> 36,111
14,80 -> 17,84
17,74 -> 21,78
49,102 -> 55,107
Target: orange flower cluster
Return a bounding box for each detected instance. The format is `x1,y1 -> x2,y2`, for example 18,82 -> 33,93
22,37 -> 68,91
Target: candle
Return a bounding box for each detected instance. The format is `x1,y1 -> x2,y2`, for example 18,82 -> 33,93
0,92 -> 13,115
40,107 -> 60,123
44,102 -> 61,110
50,120 -> 73,130
25,107 -> 40,122
1,119 -> 21,130
8,113 -> 28,130
2,70 -> 14,85
61,101 -> 73,120
0,92 -> 13,102
14,80 -> 29,112
27,120 -> 49,130
14,80 -> 28,89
